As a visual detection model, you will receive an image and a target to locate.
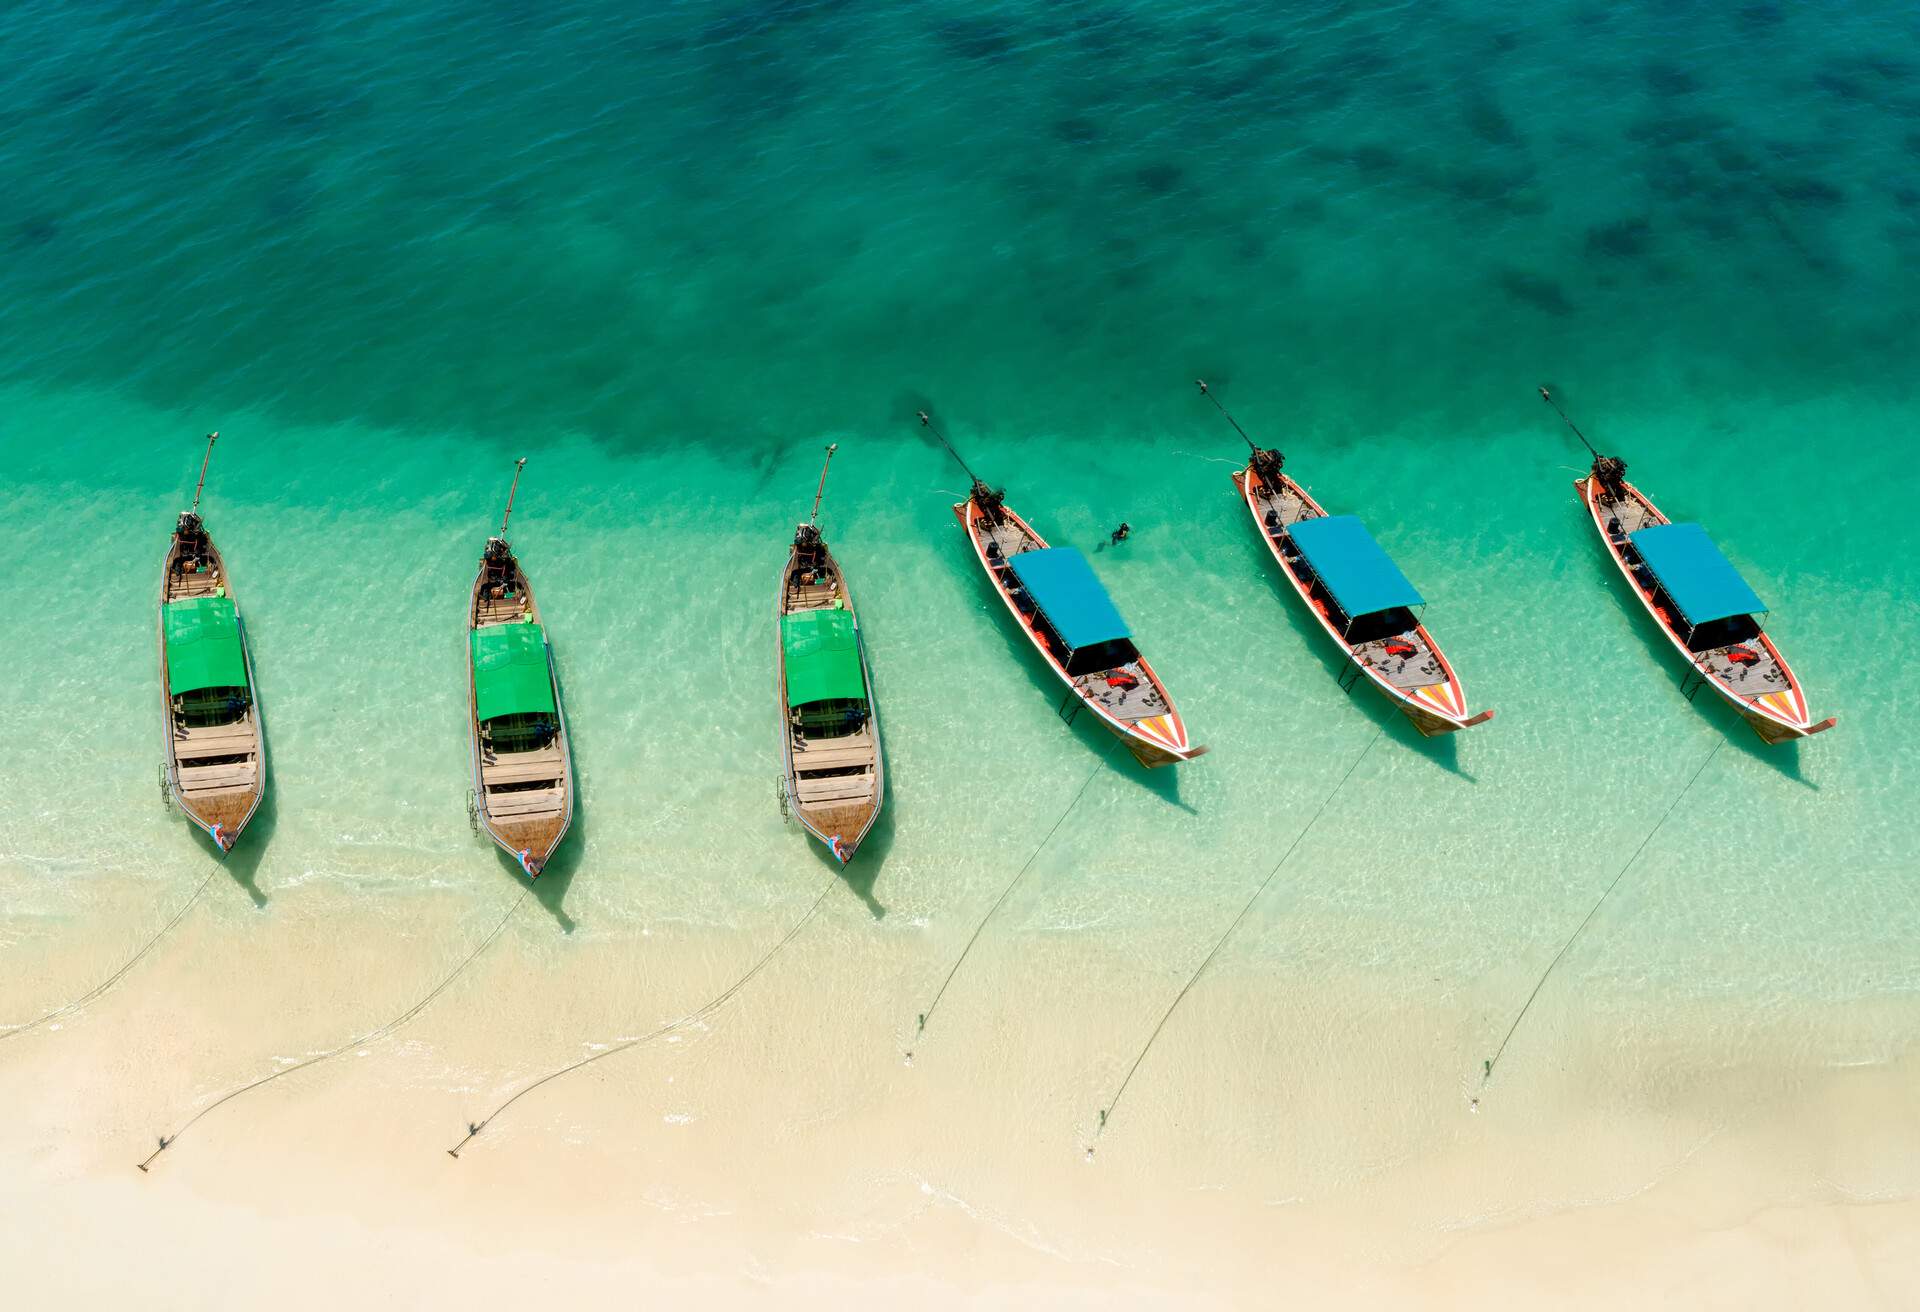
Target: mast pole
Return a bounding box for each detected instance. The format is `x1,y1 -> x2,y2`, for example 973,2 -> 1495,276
190,432 -> 219,514
916,410 -> 983,487
1538,386 -> 1601,460
1194,380 -> 1259,453
808,443 -> 839,527
499,457 -> 527,538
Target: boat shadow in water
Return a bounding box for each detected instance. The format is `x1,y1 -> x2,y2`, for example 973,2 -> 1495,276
495,789 -> 583,934
215,782 -> 274,908
1233,528 -> 1475,783
955,553 -> 1198,813
1589,558 -> 1817,790
809,800 -> 892,920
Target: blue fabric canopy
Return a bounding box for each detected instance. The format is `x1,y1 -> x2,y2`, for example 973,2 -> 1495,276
1288,515 -> 1425,618
1628,522 -> 1766,626
1008,547 -> 1131,650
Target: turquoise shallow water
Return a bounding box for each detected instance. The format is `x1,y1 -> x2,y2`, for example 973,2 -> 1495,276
2,0 -> 1918,1211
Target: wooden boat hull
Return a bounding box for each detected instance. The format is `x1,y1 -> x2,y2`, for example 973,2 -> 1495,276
955,499 -> 1205,767
158,529 -> 266,852
1574,476 -> 1833,743
1232,464 -> 1491,736
467,550 -> 575,877
775,540 -> 885,863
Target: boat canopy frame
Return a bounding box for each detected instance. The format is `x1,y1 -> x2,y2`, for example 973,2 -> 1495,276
781,608 -> 868,710
1626,522 -> 1768,640
164,595 -> 250,697
1285,514 -> 1427,640
1007,547 -> 1141,676
471,621 -> 558,723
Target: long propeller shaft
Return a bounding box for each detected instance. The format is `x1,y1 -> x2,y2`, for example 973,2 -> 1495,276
1195,380 -> 1257,453
190,432 -> 219,513
917,410 -> 982,487
1538,386 -> 1600,459
808,443 -> 839,527
499,457 -> 527,538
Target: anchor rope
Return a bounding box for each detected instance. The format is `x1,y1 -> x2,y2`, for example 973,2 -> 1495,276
1091,726 -> 1385,1147
1480,738 -> 1723,1085
2,868 -> 221,1044
138,888 -> 529,1171
447,875 -> 834,1158
908,739 -> 1119,1054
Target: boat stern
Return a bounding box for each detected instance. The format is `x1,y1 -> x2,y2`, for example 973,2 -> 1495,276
1119,711 -> 1208,768
1738,640 -> 1834,744
1401,701 -> 1495,737
1743,694 -> 1837,744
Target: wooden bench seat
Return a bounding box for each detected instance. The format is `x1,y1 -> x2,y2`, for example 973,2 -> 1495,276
482,754 -> 564,784
176,731 -> 254,760
178,763 -> 254,791
793,745 -> 874,770
795,773 -> 874,803
486,788 -> 562,817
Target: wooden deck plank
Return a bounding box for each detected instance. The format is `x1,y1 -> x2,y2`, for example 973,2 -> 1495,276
179,764 -> 254,790
796,774 -> 874,803
794,746 -> 874,770
176,733 -> 255,759
487,790 -> 563,817
176,725 -> 254,744
482,756 -> 565,784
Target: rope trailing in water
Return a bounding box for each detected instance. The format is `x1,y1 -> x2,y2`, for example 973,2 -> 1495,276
907,740 -> 1119,1057
1089,727 -> 1385,1150
447,876 -> 834,1158
1,868 -> 221,1045
138,888 -> 529,1171
1479,739 -> 1723,1086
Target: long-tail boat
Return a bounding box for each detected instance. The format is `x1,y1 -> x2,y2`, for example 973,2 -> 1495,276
1198,382 -> 1493,737
1544,388 -> 1834,744
466,458 -> 575,877
158,433 -> 266,851
919,412 -> 1205,768
775,444 -> 884,863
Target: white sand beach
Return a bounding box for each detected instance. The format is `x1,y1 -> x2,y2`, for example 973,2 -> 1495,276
4,881 -> 1915,1308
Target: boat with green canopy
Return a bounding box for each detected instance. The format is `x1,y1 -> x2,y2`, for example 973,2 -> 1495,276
158,433 -> 266,852
776,444 -> 884,864
466,458 -> 575,877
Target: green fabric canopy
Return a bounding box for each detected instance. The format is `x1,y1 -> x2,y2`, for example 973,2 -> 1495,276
471,622 -> 556,722
782,609 -> 867,708
164,597 -> 249,696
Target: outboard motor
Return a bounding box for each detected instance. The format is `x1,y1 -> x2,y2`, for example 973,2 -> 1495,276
483,535 -> 513,562
971,481 -> 1007,524
1593,454 -> 1629,502
1251,447 -> 1286,491
793,522 -> 823,551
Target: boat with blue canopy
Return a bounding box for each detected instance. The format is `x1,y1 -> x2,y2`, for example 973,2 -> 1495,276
1625,523 -> 1766,632
776,444 -> 884,863
920,412 -> 1204,767
1548,387 -> 1833,743
1200,383 -> 1492,736
466,459 -> 575,877
158,432 -> 266,852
